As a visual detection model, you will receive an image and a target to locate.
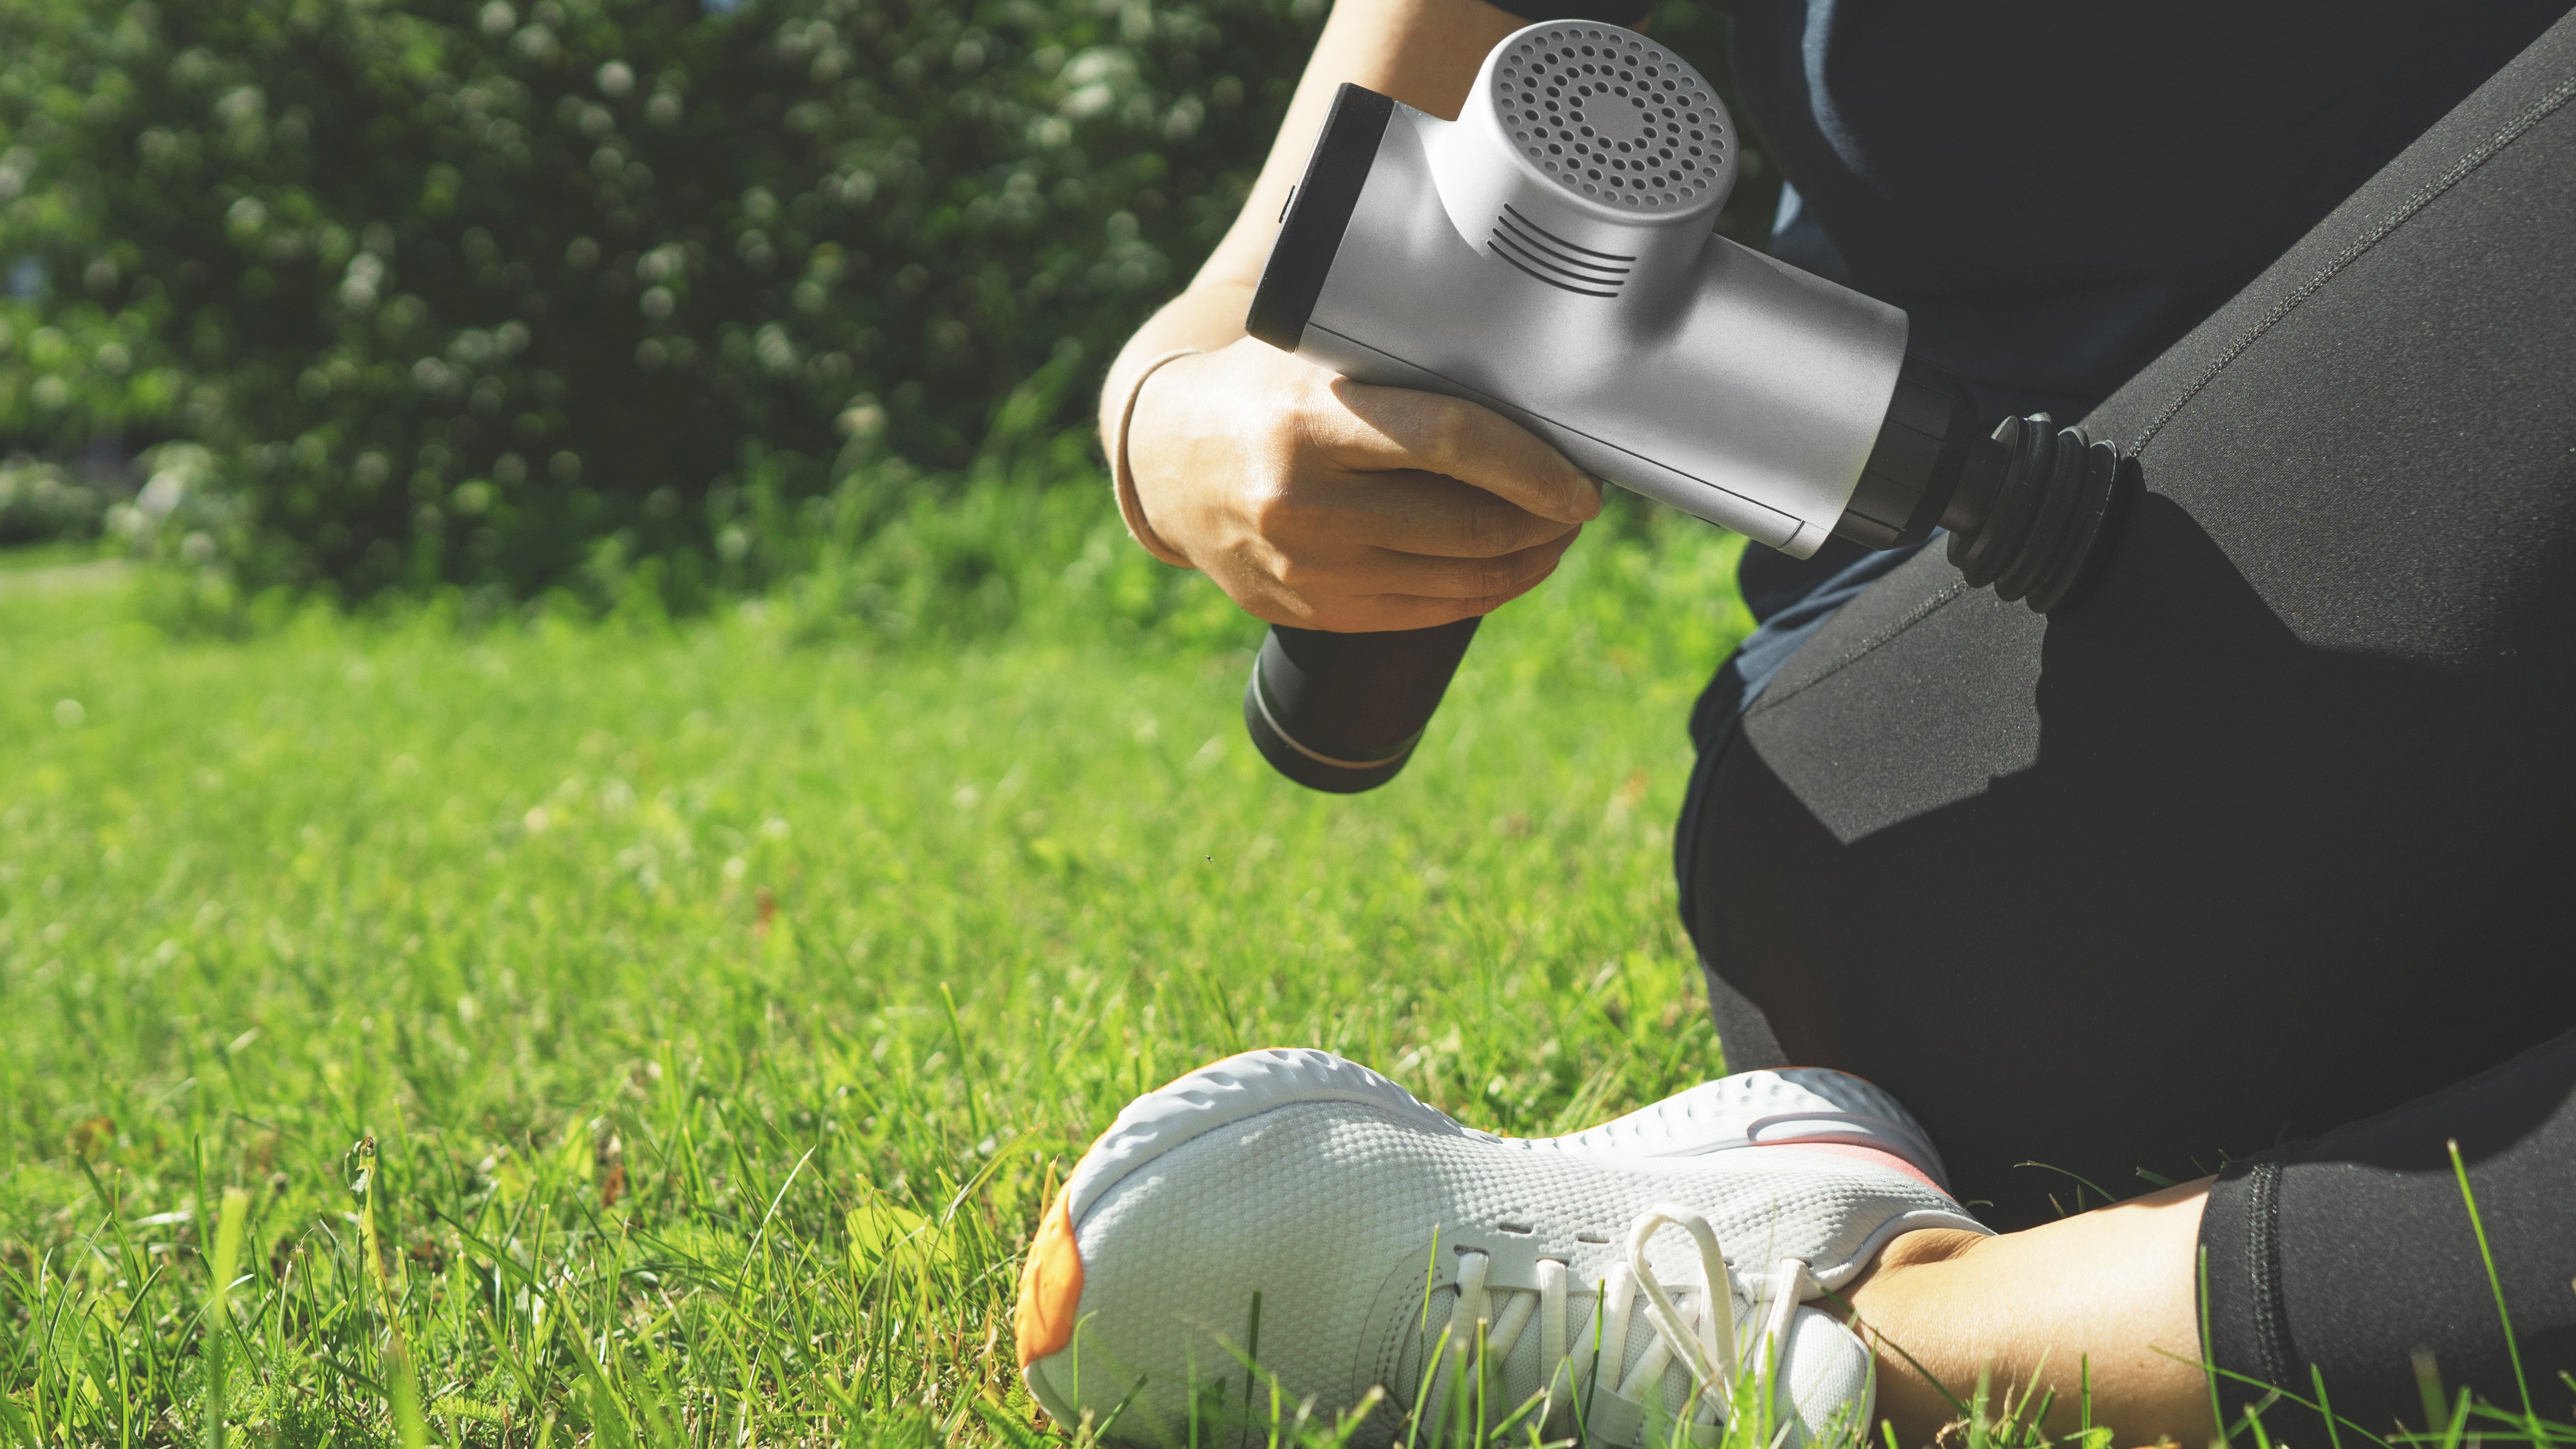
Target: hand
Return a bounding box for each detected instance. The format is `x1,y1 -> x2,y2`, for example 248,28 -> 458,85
1125,337 -> 1603,632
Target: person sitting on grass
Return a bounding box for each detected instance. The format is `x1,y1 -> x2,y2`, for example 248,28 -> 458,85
1033,0 -> 2576,1441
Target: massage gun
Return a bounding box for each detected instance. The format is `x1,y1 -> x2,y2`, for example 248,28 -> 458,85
1237,20 -> 2127,792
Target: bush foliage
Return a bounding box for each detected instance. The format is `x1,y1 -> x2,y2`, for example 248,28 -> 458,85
0,0 -> 1323,601
0,0 -> 1756,605
0,451 -> 109,542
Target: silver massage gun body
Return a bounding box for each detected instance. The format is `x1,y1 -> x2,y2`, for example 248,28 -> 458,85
1256,33 -> 1901,556
1239,22 -> 2130,792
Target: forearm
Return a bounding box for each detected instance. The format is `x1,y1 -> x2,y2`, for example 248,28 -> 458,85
1087,0 -> 1593,624
1096,285 -> 1257,478
1096,0 -> 1523,457
1844,1179 -> 2219,1445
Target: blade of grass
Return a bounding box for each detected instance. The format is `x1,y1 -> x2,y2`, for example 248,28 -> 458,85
2310,1363 -> 2345,1449
357,1137 -> 430,1449
2447,1139 -> 2537,1436
2414,1349 -> 2449,1441
200,1186 -> 251,1449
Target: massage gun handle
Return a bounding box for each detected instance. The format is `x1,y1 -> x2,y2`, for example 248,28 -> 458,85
1243,618 -> 1482,793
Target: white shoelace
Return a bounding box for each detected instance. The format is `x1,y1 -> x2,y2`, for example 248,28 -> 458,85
1424,1201 -> 1810,1438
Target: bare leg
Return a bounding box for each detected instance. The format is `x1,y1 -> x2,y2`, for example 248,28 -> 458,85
1841,1179 -> 2219,1444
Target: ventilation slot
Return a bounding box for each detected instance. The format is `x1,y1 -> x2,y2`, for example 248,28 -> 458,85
1489,205 -> 1631,298
1490,235 -> 1621,296
1492,24 -> 1730,208
1501,204 -> 1634,265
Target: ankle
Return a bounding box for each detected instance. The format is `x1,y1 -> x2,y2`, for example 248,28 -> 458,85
1871,1226 -> 1991,1276
1830,1229 -> 1994,1443
1823,1226 -> 1988,1330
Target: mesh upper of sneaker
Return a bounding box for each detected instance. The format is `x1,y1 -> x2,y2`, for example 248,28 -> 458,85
1054,1048 -> 1962,1224
1032,1083 -> 1982,1445
1535,1067 -> 1955,1188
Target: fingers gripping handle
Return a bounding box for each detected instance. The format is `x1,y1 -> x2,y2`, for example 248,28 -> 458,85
1243,618 -> 1481,793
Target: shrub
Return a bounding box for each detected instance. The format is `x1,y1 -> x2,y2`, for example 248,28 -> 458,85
0,451 -> 109,543
0,0 -> 1760,609
0,0 -> 1324,603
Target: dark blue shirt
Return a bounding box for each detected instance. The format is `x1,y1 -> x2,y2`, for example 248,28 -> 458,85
1482,0 -> 2576,936
1725,0 -> 2571,423
1494,0 -> 2575,421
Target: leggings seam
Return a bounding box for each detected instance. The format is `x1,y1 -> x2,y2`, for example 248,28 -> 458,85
1745,71 -> 2576,723
2244,1159 -> 2298,1398
1744,577 -> 1971,720
2130,67 -> 2576,458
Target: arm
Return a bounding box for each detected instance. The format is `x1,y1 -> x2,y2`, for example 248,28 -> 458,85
1098,0 -> 1603,631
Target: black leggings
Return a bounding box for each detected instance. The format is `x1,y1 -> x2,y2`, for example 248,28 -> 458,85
1680,10 -> 2576,1434
2201,1028 -> 2576,1440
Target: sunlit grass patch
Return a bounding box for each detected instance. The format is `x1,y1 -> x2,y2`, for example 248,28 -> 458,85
0,505 -> 1751,1444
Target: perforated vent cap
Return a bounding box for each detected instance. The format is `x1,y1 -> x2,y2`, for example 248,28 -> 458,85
1492,25 -> 1727,210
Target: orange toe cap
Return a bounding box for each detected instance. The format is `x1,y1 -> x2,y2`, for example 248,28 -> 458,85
1015,1185 -> 1084,1368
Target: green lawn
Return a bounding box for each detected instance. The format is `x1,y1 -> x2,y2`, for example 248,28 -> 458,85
0,503 -> 1756,1445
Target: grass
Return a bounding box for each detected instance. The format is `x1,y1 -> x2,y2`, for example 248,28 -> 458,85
7,498 -> 2560,1449
0,493 -> 1765,1446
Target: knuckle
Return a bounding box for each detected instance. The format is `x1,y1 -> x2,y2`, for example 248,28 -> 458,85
1283,363 -> 1349,430
1459,559 -> 1510,599
1449,510 -> 1483,558
1284,370 -> 1335,426
1278,381 -> 1341,451
1241,536 -> 1296,586
1248,587 -> 1315,629
1246,493 -> 1289,537
1243,478 -> 1303,536
1417,402 -> 1471,470
1514,515 -> 1565,553
1269,412 -> 1321,465
1272,554 -> 1326,592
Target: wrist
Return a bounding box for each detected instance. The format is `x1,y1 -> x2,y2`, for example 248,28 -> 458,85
1110,346 -> 1203,568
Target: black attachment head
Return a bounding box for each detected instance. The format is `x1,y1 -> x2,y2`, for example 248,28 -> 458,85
1243,618 -> 1481,792
1832,355 -> 2132,614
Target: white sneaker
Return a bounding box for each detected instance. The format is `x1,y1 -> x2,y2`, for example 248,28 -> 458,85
1017,1049 -> 1988,1447
1534,1067 -> 1954,1190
